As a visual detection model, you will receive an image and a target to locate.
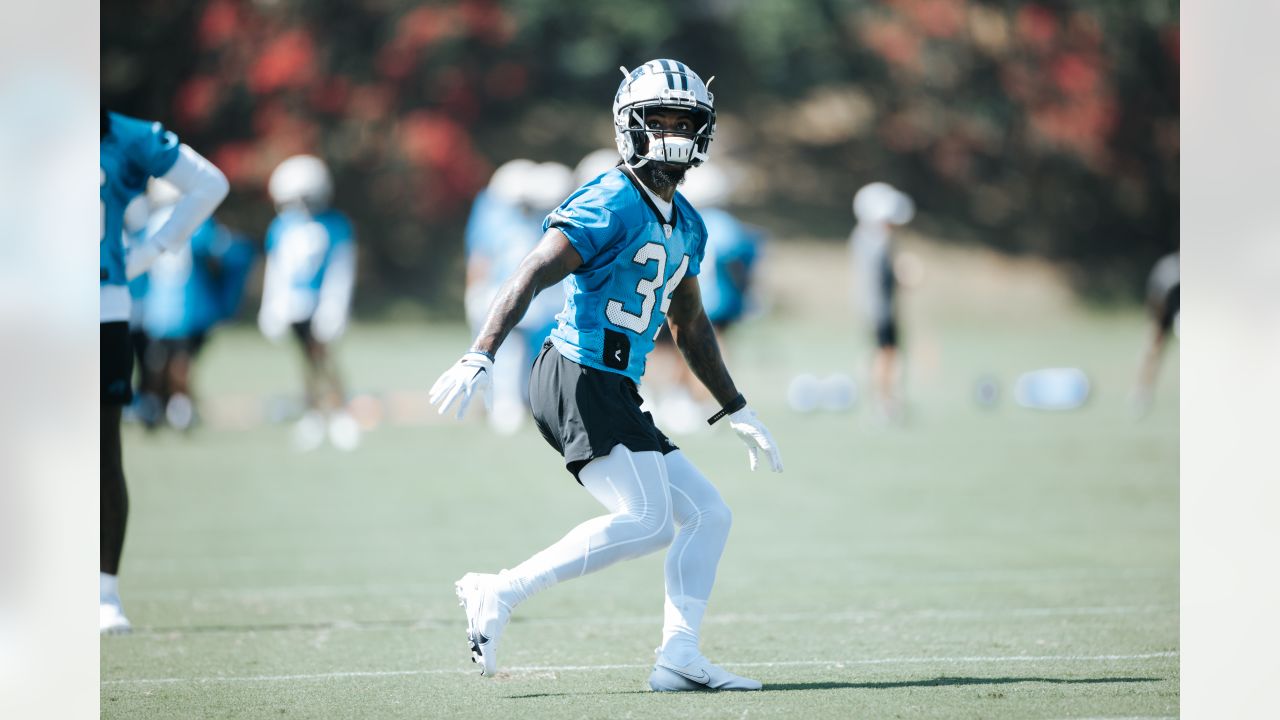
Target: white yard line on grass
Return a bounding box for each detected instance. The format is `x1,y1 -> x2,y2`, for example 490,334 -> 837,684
1044,712 -> 1172,717
102,651 -> 1178,686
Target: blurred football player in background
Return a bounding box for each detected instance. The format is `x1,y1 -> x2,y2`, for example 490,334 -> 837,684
139,179 -> 256,431
850,181 -> 915,421
259,155 -> 360,451
464,158 -> 537,336
101,109 -> 229,633
1133,250 -> 1179,416
464,160 -> 573,434
650,162 -> 761,434
431,59 -> 781,693
574,148 -> 623,187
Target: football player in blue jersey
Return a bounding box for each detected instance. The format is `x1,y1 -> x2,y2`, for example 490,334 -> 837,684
463,160 -> 573,434
431,60 -> 782,692
259,155 -> 360,451
101,108 -> 229,633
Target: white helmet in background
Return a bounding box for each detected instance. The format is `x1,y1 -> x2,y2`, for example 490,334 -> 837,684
853,182 -> 915,225
269,154 -> 333,213
488,158 -> 536,206
679,162 -> 732,208
613,59 -> 716,168
526,162 -> 574,214
574,148 -> 621,185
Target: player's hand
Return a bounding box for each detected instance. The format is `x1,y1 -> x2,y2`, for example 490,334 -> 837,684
728,406 -> 783,472
429,351 -> 494,420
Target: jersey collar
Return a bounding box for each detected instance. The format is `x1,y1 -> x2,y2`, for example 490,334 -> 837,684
619,165 -> 677,237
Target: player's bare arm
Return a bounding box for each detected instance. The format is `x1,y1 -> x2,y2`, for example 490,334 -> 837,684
667,272 -> 783,472
472,228 -> 582,356
431,228 -> 582,418
665,273 -> 739,407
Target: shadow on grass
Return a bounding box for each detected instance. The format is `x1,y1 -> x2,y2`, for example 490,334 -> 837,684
763,676 -> 1163,691
507,676 -> 1163,699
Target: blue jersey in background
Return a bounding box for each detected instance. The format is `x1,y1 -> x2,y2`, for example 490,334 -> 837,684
697,207 -> 760,326
265,209 -> 354,299
142,212 -> 256,339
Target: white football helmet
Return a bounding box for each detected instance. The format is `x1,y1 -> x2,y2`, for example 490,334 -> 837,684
678,162 -> 731,208
269,155 -> 333,213
487,158 -> 537,206
853,182 -> 915,225
574,148 -> 621,185
527,162 -> 575,214
613,59 -> 716,168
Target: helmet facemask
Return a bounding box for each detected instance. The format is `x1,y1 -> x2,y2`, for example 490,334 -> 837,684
620,104 -> 714,168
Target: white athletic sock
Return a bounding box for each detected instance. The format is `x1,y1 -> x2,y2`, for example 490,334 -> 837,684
660,451 -> 733,663
100,572 -> 119,604
494,445 -> 673,610
660,594 -> 707,665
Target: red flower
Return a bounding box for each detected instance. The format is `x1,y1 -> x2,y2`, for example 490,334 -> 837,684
249,29 -> 317,95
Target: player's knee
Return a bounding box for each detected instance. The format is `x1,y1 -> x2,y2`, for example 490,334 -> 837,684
702,498 -> 733,537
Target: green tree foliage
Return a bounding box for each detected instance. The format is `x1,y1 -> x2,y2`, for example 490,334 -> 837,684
102,0 -> 1177,306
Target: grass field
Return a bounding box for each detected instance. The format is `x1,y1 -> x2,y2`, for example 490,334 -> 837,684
100,243 -> 1179,718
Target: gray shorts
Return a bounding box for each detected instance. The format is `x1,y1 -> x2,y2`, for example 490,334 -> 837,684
529,340 -> 678,482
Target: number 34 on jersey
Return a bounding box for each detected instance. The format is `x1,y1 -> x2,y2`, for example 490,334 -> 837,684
605,241 -> 689,340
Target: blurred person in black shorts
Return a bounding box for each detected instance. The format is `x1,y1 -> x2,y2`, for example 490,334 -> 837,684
258,155 -> 360,451
850,182 -> 915,421
1133,251 -> 1179,416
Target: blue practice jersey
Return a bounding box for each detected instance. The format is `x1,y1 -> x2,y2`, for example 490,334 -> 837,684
100,113 -> 180,321
698,208 -> 760,325
465,188 -> 527,260
143,213 -> 257,339
265,208 -> 354,294
546,168 -> 707,383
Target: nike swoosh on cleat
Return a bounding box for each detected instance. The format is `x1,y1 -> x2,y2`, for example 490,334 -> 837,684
665,666 -> 711,684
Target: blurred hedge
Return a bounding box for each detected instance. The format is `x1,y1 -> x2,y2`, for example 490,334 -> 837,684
103,0 -> 1178,308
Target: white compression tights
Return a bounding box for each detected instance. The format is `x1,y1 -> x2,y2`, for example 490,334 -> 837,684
498,444 -> 732,663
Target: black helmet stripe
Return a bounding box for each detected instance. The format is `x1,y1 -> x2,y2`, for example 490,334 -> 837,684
674,60 -> 691,90
657,59 -> 676,89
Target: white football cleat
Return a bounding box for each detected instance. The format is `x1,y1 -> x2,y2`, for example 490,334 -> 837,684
454,572 -> 511,677
99,600 -> 132,635
648,653 -> 762,692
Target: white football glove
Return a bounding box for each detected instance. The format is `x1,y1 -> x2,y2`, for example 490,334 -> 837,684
728,406 -> 783,472
429,351 -> 494,420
